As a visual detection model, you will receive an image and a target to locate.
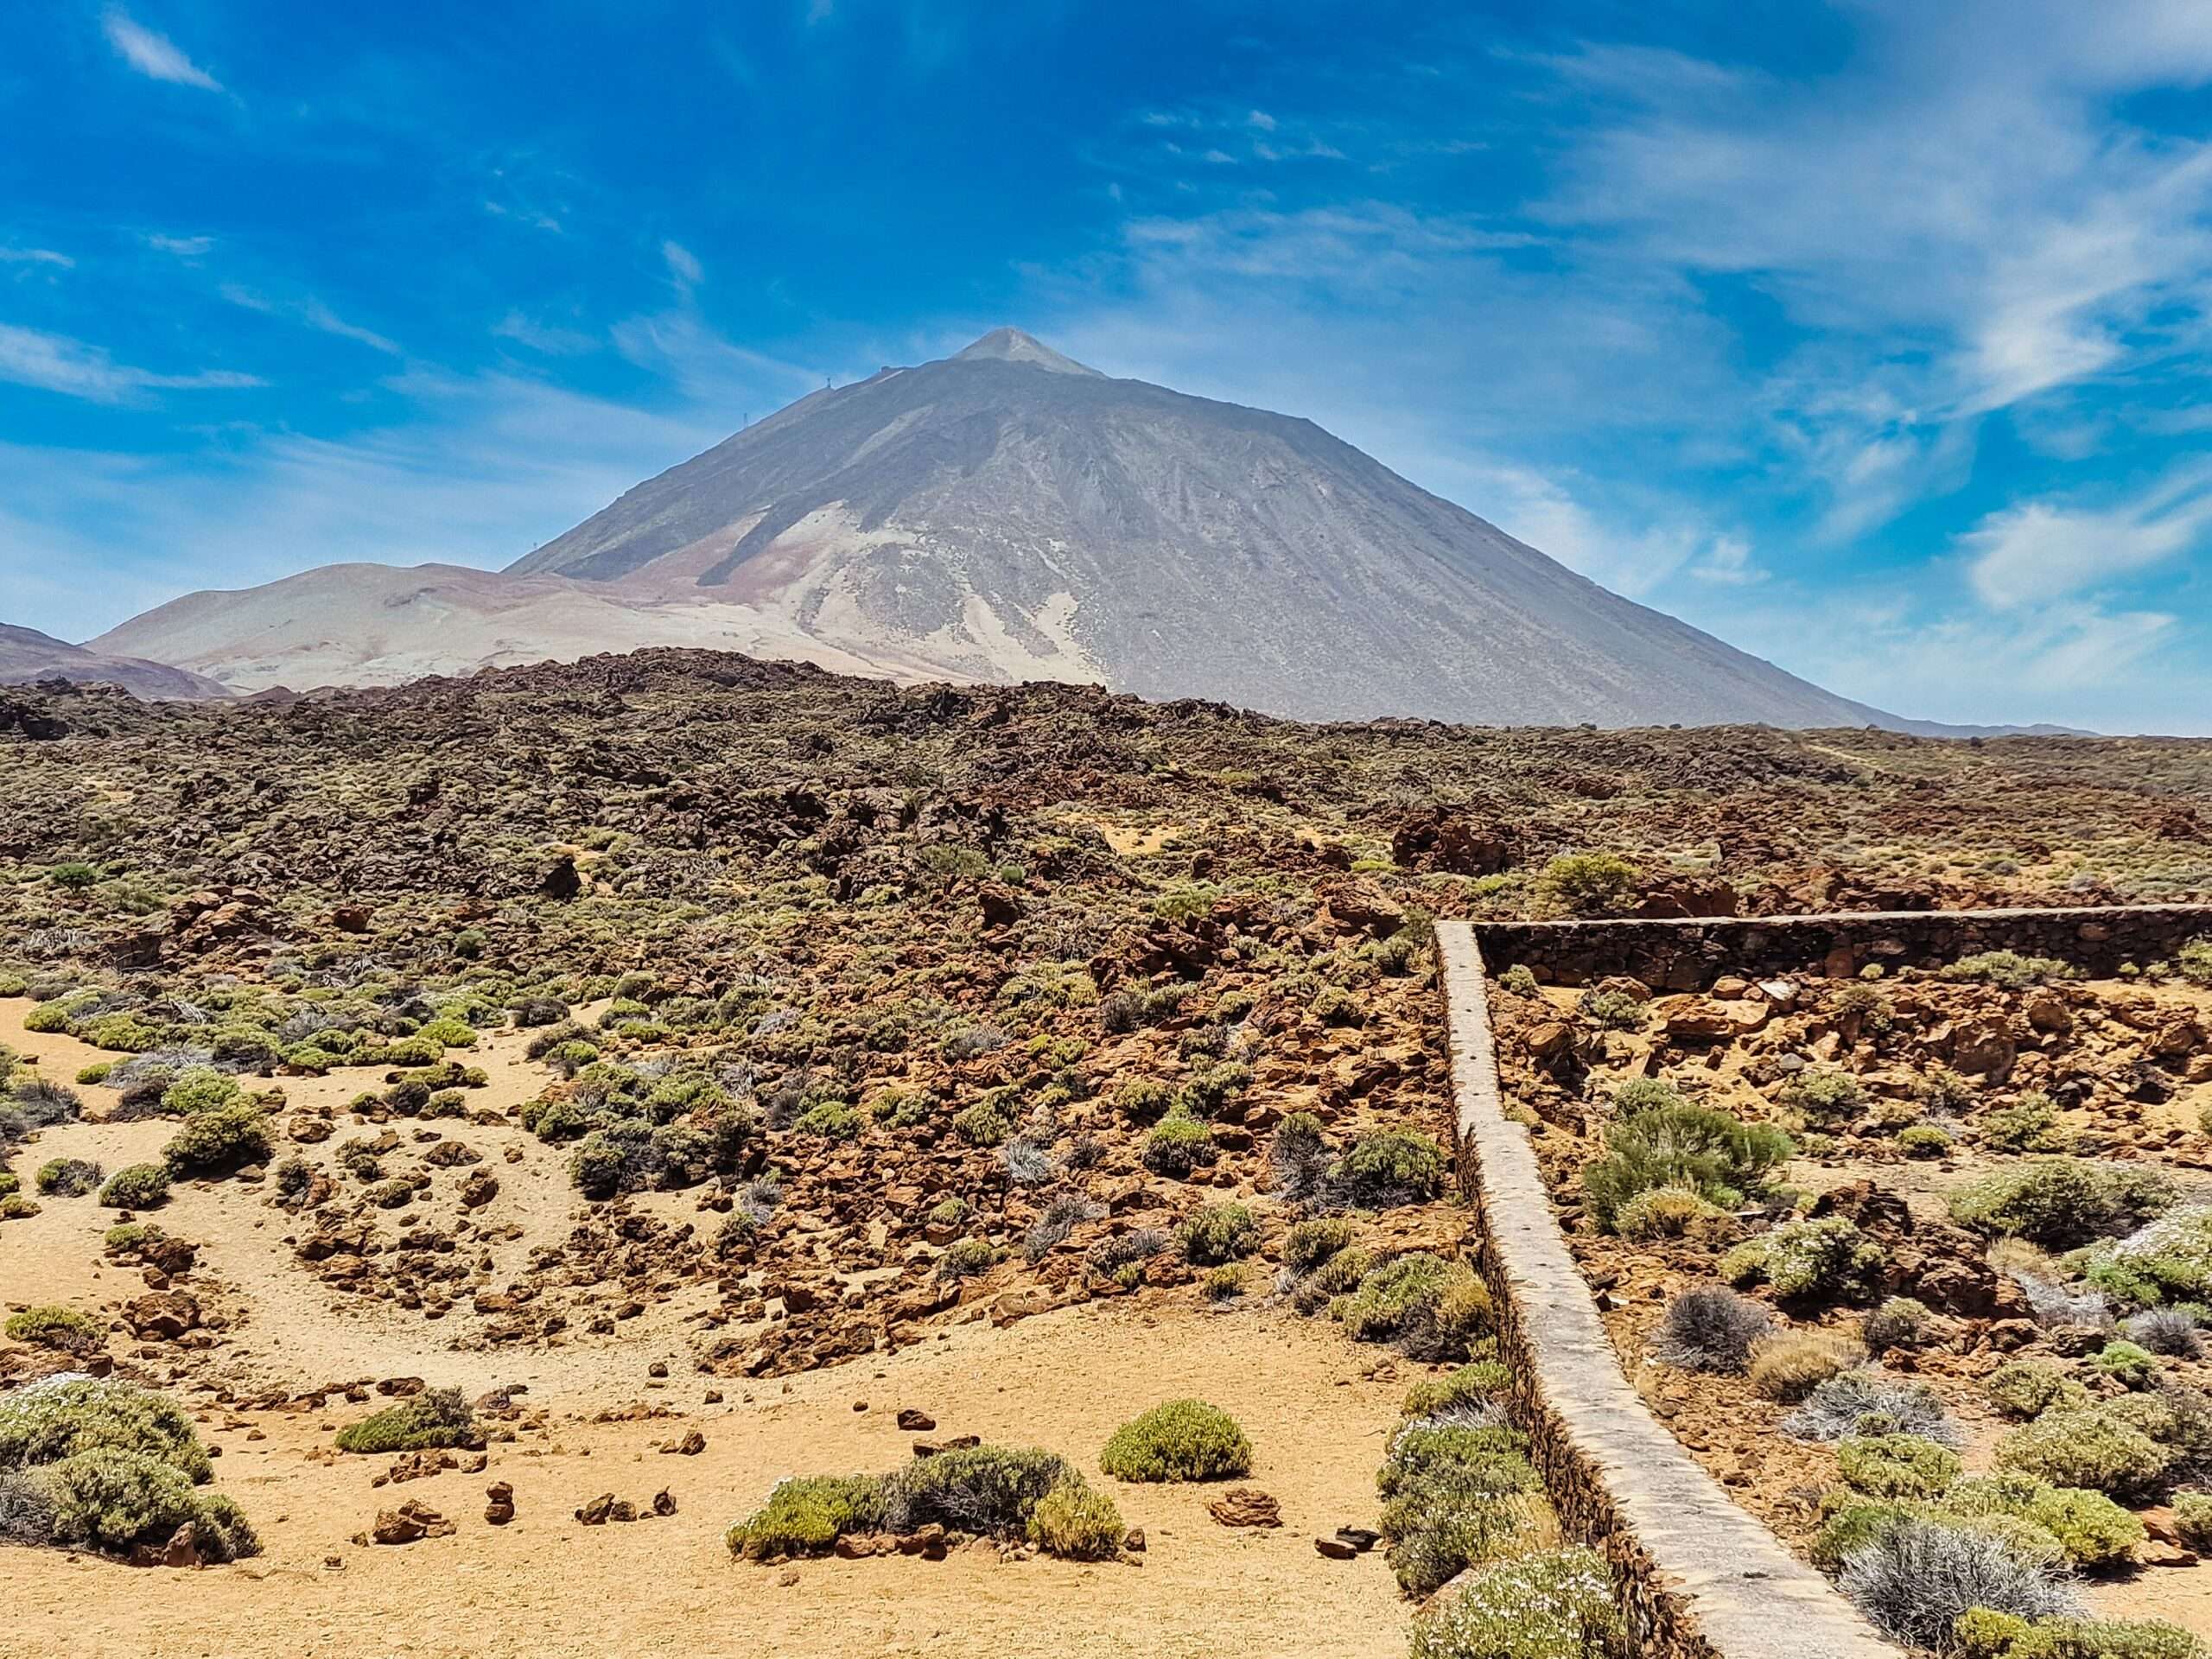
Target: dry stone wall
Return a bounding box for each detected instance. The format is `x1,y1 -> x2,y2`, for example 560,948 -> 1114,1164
1436,919 -> 1895,1659
1473,902 -> 2212,991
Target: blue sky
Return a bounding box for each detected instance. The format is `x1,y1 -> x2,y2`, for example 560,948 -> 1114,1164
3,1 -> 2209,731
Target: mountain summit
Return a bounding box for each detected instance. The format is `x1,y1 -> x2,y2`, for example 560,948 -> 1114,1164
99,330 -> 1894,727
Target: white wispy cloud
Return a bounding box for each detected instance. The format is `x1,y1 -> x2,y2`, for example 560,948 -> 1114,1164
100,7 -> 223,92
0,247 -> 73,269
492,310 -> 601,356
146,233 -> 213,257
1961,464 -> 2212,607
0,323 -> 262,404
219,285 -> 402,355
662,240 -> 704,288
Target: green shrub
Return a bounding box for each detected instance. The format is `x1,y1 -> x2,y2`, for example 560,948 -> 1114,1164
1179,1204 -> 1257,1267
1954,1609 -> 2202,1659
1987,1360 -> 2089,1420
1780,1067 -> 1865,1125
2083,1205 -> 2212,1304
2089,1340 -> 2159,1389
34,1447 -> 258,1560
416,1017 -> 477,1048
162,1102 -> 271,1175
1381,1418 -> 1533,1493
1582,1103 -> 1791,1233
1993,1406 -> 2170,1498
1202,1262 -> 1246,1300
161,1068 -> 242,1116
726,1473 -> 885,1560
1616,1184 -> 1721,1240
790,1100 -> 860,1141
1404,1362 -> 1512,1418
1535,854 -> 1641,918
1283,1216 -> 1357,1273
1026,1474 -> 1124,1559
96,1163 -> 170,1210
1722,1217 -> 1885,1303
1985,1092 -> 2067,1153
1408,1547 -> 1629,1659
1578,989 -> 1645,1031
0,1377 -> 208,1480
2175,1491 -> 2212,1551
1951,1160 -> 2177,1249
1897,1125 -> 1953,1159
1386,1490 -> 1553,1598
4,1305 -> 104,1354
951,1098 -> 1013,1147
882,1443 -> 1071,1536
1142,1111 -> 1216,1178
1942,950 -> 2072,988
1333,1254 -> 1491,1354
1334,1128 -> 1446,1205
34,1158 -> 100,1197
1100,1400 -> 1252,1483
937,1238 -> 995,1281
2022,1484 -> 2144,1568
1836,1433 -> 1961,1499
334,1387 -> 476,1454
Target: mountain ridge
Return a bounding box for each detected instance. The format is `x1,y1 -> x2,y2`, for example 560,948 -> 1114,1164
92,329 -> 1964,729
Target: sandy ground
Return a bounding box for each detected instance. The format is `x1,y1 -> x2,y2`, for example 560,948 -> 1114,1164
0,998 -> 1416,1658
0,1300 -> 1409,1659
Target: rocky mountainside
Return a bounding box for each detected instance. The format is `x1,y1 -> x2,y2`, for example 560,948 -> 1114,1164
0,621 -> 229,700
99,328 -> 1896,728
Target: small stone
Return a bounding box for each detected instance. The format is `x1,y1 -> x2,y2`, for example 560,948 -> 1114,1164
896,1408 -> 935,1432
1207,1488 -> 1281,1529
1122,1528 -> 1145,1553
1333,1526 -> 1380,1552
1314,1535 -> 1359,1560
652,1488 -> 677,1517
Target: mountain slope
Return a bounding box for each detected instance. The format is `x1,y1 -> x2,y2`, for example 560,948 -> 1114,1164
0,622 -> 229,700
99,328 -> 1895,728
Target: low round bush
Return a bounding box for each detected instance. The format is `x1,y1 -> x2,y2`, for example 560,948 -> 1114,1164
34,1446 -> 257,1559
1836,1433 -> 1961,1500
4,1305 -> 105,1355
936,1237 -> 995,1281
1282,1216 -> 1357,1274
162,1102 -> 271,1175
1408,1546 -> 1629,1659
1334,1128 -> 1446,1205
726,1473 -> 884,1560
1986,1359 -> 2089,1420
1026,1474 -> 1123,1559
1949,1160 -> 2177,1249
1403,1362 -> 1511,1418
334,1387 -> 476,1455
1993,1406 -> 2170,1499
1142,1111 -> 1216,1178
1099,1400 -> 1252,1483
98,1163 -> 170,1209
1838,1518 -> 2084,1649
0,1376 -> 208,1480
1650,1286 -> 1772,1375
34,1159 -> 101,1198
1178,1203 -> 1256,1266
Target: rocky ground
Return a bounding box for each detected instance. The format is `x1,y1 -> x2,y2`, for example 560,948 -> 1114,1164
2,650 -> 2210,1656
1491,959 -> 2212,1643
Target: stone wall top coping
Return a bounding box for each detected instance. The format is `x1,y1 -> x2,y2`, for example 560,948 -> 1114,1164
1436,920 -> 1896,1658
1473,901 -> 2212,933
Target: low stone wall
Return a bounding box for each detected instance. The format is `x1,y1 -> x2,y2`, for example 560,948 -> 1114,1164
1435,921 -> 1895,1659
1474,902 -> 2212,991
